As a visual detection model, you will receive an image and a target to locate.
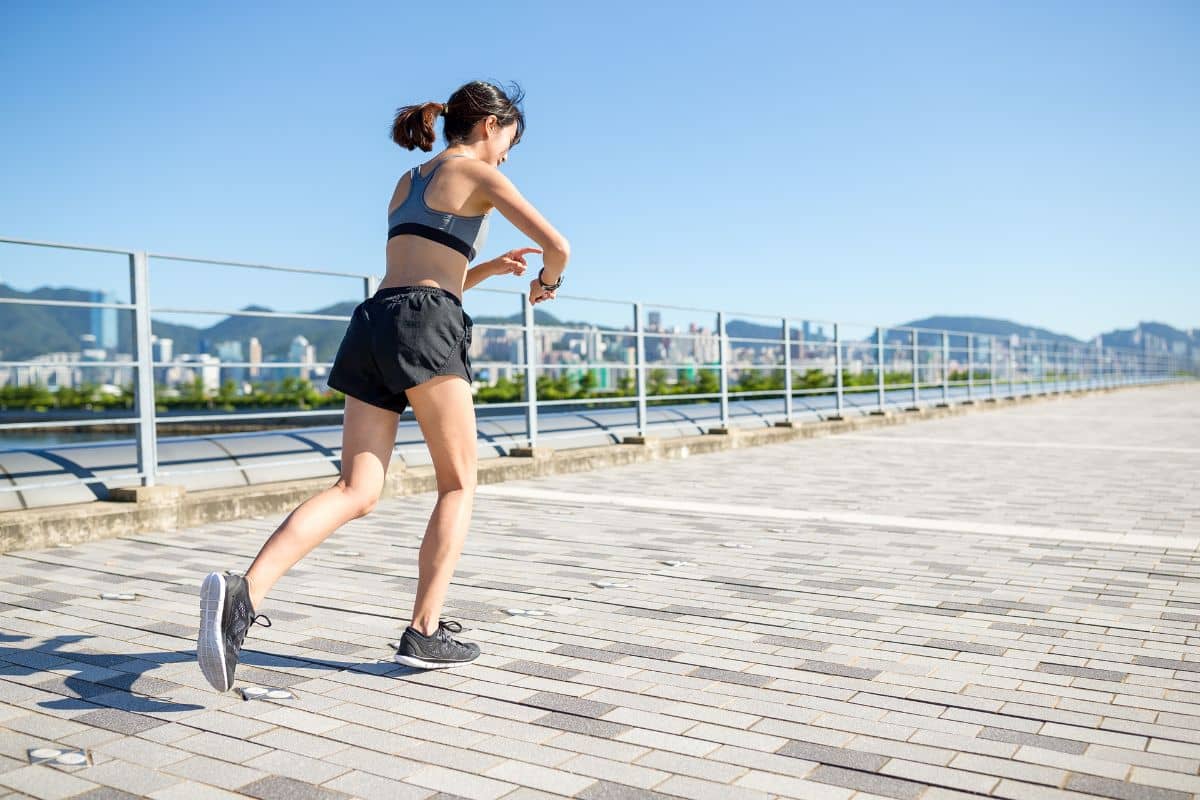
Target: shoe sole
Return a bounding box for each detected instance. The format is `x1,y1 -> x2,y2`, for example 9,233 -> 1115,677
198,572 -> 231,692
393,651 -> 478,670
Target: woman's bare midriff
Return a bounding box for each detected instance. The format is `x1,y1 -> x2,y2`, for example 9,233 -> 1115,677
380,236 -> 471,303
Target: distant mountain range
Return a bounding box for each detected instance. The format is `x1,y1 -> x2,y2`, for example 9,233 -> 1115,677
0,283 -> 1194,362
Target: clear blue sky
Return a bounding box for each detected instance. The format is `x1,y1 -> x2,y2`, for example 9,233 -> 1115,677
1,0 -> 1196,341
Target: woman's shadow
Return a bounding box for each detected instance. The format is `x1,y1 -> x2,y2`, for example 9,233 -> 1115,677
1,631 -> 410,715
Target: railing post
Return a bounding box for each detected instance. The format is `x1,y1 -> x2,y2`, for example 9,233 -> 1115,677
833,322 -> 844,419
966,334 -> 974,403
364,275 -> 378,298
717,310 -> 729,428
634,302 -> 647,436
129,251 -> 158,487
876,326 -> 885,413
990,335 -> 997,399
940,331 -> 949,405
911,329 -> 919,408
783,317 -> 794,423
1010,341 -> 1017,397
1040,342 -> 1048,395
1024,342 -> 1031,395
521,293 -> 538,448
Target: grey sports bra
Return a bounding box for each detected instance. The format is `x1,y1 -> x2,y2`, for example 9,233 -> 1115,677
387,154 -> 490,261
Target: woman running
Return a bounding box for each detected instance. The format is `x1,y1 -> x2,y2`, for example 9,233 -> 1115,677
197,79 -> 571,691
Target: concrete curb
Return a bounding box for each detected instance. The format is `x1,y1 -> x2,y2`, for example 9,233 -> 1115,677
0,383 -> 1184,553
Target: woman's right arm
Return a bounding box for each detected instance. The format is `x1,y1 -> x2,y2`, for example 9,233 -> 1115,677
475,165 -> 571,284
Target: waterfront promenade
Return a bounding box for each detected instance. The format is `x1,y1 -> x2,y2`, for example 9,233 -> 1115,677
0,382 -> 1197,800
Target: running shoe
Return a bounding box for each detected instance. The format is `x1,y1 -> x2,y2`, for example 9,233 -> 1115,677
394,619 -> 480,669
198,570 -> 272,692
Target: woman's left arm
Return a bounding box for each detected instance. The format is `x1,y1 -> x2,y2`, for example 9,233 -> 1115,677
464,261 -> 500,292
464,247 -> 543,292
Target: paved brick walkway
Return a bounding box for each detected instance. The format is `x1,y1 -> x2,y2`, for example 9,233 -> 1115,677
1,383 -> 1197,799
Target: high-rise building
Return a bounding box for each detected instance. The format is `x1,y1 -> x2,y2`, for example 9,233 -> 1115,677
176,354 -> 220,394
248,337 -> 262,379
289,335 -> 315,380
88,291 -> 118,350
215,340 -> 245,385
151,336 -> 173,386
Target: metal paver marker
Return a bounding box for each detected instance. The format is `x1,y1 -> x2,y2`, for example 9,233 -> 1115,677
28,747 -> 92,767
240,685 -> 297,701
504,607 -> 552,616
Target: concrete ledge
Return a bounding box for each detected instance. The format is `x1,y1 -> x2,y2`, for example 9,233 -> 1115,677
0,380 -> 1189,553
108,485 -> 186,505
508,446 -> 554,459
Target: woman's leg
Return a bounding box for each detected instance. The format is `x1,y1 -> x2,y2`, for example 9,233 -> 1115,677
242,395 -> 400,609
402,373 -> 478,636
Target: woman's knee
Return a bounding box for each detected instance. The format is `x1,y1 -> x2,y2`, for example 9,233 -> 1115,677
436,472 -> 477,497
334,479 -> 381,518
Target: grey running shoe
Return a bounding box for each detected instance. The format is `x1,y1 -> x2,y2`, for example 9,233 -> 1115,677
198,570 -> 272,692
394,619 -> 480,669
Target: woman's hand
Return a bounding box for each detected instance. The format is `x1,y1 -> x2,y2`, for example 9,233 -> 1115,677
490,247 -> 542,278
529,276 -> 557,305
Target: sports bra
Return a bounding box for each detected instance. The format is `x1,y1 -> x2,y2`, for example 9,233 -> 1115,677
387,154 -> 490,261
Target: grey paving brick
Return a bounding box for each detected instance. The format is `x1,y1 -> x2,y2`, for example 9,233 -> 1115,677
547,644 -> 629,663
532,711 -> 632,738
923,638 -> 1007,656
72,708 -> 166,735
1132,656 -> 1200,673
602,642 -> 683,660
1065,774 -> 1191,800
687,666 -> 775,687
807,764 -> 928,799
978,726 -> 1089,754
755,634 -> 831,651
74,788 -> 145,800
498,660 -> 582,680
776,739 -> 888,771
796,660 -> 881,680
520,691 -> 617,718
576,779 -> 677,799
1036,662 -> 1128,682
812,608 -> 881,623
239,774 -> 355,800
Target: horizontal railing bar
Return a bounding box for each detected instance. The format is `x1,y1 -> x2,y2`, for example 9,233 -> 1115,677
155,409 -> 346,424
0,417 -> 141,431
0,360 -> 138,368
147,306 -> 351,322
0,297 -> 135,311
0,235 -> 134,256
148,251 -> 373,280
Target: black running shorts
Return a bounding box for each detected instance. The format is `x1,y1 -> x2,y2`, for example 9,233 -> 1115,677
326,284 -> 473,414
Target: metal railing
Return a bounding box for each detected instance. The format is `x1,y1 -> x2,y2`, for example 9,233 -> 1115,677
0,235 -> 1194,491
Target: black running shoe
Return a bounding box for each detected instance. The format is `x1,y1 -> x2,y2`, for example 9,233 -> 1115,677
394,619 -> 480,669
198,570 -> 272,692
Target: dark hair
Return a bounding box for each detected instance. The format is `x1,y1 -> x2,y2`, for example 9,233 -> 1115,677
390,80 -> 526,152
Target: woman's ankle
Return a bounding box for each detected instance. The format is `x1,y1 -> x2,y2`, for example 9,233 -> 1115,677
409,620 -> 438,636
245,574 -> 266,610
